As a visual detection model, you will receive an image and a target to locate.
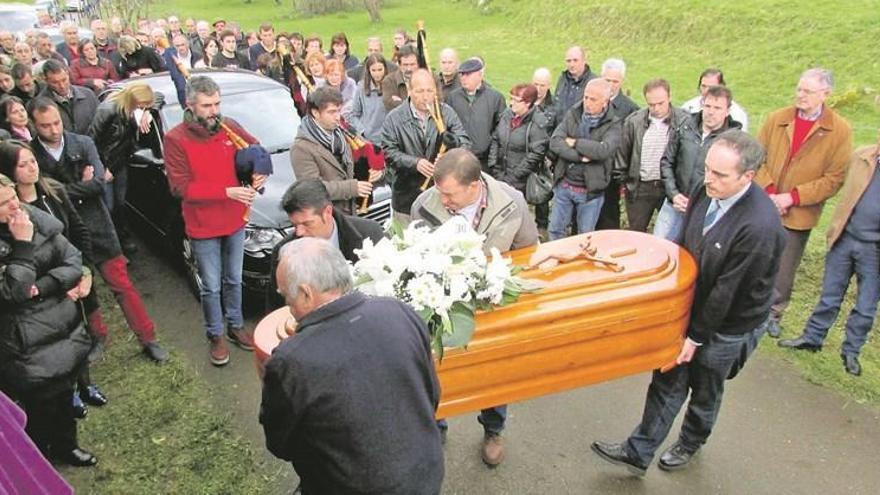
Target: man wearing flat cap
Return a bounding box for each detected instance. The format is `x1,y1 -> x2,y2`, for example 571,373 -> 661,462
444,57 -> 507,171
211,18 -> 226,40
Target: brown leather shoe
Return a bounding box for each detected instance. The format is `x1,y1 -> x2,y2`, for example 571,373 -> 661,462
209,336 -> 230,366
480,433 -> 505,467
227,327 -> 255,351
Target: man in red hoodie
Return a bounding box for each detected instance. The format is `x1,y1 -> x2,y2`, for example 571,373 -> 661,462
164,76 -> 265,366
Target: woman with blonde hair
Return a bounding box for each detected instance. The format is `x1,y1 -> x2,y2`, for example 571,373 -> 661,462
87,83 -> 160,253
324,58 -> 356,108
114,35 -> 165,79
305,51 -> 327,87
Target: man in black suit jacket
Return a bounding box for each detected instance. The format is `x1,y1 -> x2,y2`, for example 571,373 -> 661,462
268,179 -> 384,309
29,98 -> 169,362
591,130 -> 786,475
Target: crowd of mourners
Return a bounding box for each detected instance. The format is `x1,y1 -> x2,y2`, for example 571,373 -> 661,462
1,8 -> 878,494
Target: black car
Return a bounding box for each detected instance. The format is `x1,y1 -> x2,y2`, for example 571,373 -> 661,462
103,69 -> 391,305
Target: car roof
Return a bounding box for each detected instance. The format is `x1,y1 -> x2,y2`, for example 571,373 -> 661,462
0,3 -> 37,11
109,69 -> 290,103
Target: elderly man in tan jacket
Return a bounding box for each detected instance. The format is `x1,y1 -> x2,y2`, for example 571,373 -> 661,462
291,86 -> 376,214
778,134 -> 880,376
754,67 -> 852,338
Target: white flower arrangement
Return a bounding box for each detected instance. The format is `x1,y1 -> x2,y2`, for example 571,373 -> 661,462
352,216 -> 535,356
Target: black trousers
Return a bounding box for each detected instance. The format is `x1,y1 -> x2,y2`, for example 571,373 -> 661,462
595,180 -> 623,230
625,180 -> 666,233
534,201 -> 550,229
20,387 -> 78,456
624,322 -> 766,465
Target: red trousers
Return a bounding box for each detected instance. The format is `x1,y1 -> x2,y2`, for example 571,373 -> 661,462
92,255 -> 155,344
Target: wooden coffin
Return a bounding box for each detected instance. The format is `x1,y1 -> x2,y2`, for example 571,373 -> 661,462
254,230 -> 697,419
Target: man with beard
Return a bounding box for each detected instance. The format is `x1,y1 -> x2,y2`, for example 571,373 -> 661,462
164,76 -> 263,366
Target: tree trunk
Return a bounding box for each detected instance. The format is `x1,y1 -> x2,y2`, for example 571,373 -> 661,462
364,0 -> 382,22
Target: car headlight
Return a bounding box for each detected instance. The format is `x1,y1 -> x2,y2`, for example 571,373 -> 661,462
243,227 -> 284,258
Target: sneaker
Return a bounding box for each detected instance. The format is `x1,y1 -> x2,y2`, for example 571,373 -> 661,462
142,342 -> 170,362
227,326 -> 255,351
209,336 -> 230,366
480,432 -> 505,467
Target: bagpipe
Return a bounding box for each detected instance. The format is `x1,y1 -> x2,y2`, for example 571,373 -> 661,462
341,119 -> 386,214
416,20 -> 448,191
171,59 -> 273,220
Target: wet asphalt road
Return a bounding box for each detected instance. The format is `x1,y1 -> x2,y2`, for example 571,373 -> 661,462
128,239 -> 880,495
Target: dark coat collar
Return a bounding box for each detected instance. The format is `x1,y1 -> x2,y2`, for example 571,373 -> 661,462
295,291 -> 366,334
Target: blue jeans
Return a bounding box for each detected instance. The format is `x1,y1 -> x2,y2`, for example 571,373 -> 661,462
191,228 -> 245,338
437,405 -> 508,435
625,323 -> 765,465
652,198 -> 684,242
548,183 -> 604,240
802,232 -> 880,356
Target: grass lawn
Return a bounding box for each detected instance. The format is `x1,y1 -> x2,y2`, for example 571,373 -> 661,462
49,0 -> 880,491
58,288 -> 278,494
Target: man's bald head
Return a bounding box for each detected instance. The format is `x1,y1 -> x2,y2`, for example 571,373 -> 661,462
410,69 -> 437,113
532,67 -> 552,99
565,46 -> 587,78
439,48 -> 459,76
583,78 -> 612,115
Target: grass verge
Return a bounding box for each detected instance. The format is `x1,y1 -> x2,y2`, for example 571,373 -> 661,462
60,287 -> 278,494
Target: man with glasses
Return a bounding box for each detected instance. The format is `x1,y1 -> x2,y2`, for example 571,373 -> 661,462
755,68 -> 852,339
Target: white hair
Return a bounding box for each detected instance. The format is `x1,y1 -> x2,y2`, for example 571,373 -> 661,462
800,67 -> 834,90
278,238 -> 353,300
601,58 -> 626,77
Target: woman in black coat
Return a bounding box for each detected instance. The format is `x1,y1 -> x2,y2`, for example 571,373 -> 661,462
0,173 -> 96,466
87,82 -> 161,252
487,83 -> 550,192
114,35 -> 166,79
0,141 -> 109,417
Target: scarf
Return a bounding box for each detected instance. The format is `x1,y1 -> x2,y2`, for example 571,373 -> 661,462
298,115 -> 353,170
577,106 -> 607,139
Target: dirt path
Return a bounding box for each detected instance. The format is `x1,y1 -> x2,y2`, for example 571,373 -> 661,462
131,244 -> 880,494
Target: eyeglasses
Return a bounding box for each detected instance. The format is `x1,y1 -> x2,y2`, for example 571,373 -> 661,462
796,86 -> 829,96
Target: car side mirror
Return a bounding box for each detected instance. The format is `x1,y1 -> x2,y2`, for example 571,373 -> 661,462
130,148 -> 164,168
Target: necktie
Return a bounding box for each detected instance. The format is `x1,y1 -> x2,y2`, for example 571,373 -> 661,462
703,199 -> 720,234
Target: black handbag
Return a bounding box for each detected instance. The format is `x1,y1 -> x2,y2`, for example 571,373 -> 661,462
522,122 -> 553,205
525,167 -> 553,205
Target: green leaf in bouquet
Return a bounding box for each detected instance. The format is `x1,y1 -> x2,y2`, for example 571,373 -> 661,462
432,333 -> 445,361
387,218 -> 405,238
442,301 -> 476,348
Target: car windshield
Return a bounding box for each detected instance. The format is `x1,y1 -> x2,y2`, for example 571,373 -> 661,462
162,88 -> 299,151
0,11 -> 38,32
